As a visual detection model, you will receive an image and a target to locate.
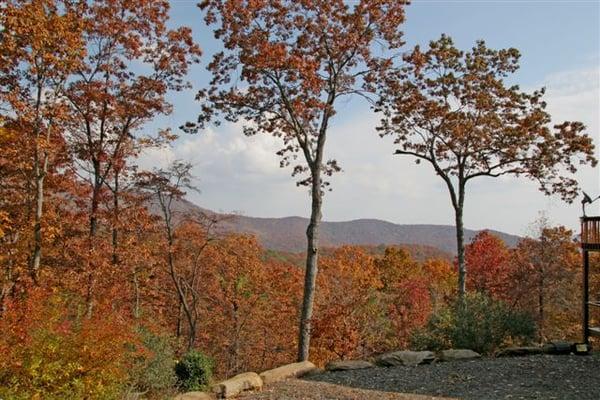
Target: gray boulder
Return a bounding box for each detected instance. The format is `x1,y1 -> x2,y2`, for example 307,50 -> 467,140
375,350 -> 436,367
325,360 -> 375,371
439,349 -> 481,361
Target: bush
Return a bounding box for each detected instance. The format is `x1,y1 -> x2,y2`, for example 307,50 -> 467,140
410,292 -> 536,354
174,350 -> 214,391
130,327 -> 178,394
0,289 -> 137,400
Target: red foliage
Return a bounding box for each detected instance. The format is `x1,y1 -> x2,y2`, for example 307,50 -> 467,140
465,231 -> 513,300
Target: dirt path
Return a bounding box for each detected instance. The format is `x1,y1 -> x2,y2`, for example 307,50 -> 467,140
239,379 -> 455,400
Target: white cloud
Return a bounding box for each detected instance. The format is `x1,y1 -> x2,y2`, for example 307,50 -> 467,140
137,145 -> 175,170
137,64 -> 599,235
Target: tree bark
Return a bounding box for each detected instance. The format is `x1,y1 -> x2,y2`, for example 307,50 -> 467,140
297,167 -> 322,361
455,207 -> 466,298
111,173 -> 119,265
537,237 -> 546,342
1,233 -> 19,314
454,185 -> 467,299
538,271 -> 544,342
85,166 -> 102,318
176,299 -> 183,338
30,83 -> 49,284
30,143 -> 46,283
133,267 -> 140,318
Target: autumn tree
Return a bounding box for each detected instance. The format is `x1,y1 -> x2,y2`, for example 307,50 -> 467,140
62,0 -> 200,315
374,247 -> 432,349
0,0 -> 85,283
195,0 -> 408,361
312,246 -> 382,362
421,257 -> 456,310
373,35 -> 597,297
138,161 -> 220,350
465,231 -> 512,300
511,223 -> 580,341
197,234 -> 301,376
0,124 -> 30,309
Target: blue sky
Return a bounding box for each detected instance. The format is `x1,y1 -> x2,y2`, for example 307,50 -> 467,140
140,0 -> 600,236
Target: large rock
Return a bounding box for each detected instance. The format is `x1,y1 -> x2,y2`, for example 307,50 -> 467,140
174,392 -> 213,400
375,350 -> 436,367
439,349 -> 481,361
325,360 -> 375,371
259,361 -> 316,385
211,372 -> 263,399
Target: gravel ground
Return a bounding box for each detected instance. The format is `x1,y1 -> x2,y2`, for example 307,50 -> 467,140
304,354 -> 600,400
239,379 -> 454,400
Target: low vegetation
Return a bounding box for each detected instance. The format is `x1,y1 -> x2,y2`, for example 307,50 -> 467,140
411,293 -> 536,355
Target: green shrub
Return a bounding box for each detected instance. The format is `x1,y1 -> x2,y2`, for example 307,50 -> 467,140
174,350 -> 214,391
130,327 -> 178,394
410,292 -> 535,354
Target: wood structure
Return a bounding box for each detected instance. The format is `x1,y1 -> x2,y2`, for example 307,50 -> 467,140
581,216 -> 600,343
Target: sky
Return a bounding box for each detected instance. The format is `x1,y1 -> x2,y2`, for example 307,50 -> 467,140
139,0 -> 600,237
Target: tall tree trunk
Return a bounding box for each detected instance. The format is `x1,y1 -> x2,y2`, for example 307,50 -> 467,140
231,300 -> 240,376
1,233 -> 19,314
30,142 -> 46,283
297,167 -> 322,361
537,238 -> 546,342
538,271 -> 544,342
133,267 -> 140,318
111,173 -> 119,265
169,248 -> 196,349
86,170 -> 102,318
90,177 -> 101,238
454,182 -> 466,299
176,300 -> 183,338
455,205 -> 466,298
30,84 -> 49,283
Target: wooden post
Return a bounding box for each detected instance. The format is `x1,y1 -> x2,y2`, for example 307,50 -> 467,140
583,249 -> 590,344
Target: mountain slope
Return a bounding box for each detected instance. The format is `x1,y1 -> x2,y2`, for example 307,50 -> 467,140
162,198 -> 521,255
219,214 -> 520,254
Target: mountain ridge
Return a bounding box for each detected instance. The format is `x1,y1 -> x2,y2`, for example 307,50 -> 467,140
166,197 -> 521,255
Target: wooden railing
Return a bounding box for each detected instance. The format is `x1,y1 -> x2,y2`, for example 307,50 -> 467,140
581,216 -> 600,250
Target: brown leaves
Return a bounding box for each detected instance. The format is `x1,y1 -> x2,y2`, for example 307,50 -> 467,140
374,35 -> 597,203
196,0 -> 408,186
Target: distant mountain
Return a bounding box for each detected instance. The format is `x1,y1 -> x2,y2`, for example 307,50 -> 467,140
219,214 -> 521,255
159,197 -> 521,256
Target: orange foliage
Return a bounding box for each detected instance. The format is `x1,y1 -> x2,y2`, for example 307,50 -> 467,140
196,234 -> 302,377
375,248 -> 434,350
311,246 -> 450,364
312,246 -> 382,363
0,288 -> 139,399
510,226 -> 581,341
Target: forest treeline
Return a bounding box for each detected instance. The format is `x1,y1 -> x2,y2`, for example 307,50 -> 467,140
0,1 -> 598,398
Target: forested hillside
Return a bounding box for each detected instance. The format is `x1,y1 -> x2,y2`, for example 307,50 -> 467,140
0,1 -> 597,399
